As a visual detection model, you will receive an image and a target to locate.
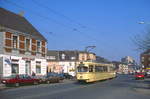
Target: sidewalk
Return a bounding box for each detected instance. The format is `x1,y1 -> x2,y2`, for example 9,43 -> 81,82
0,84 -> 5,91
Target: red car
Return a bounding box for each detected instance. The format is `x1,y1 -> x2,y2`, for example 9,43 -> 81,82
1,74 -> 39,87
135,72 -> 145,80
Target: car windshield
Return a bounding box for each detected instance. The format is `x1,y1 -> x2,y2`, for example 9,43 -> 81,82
77,66 -> 88,72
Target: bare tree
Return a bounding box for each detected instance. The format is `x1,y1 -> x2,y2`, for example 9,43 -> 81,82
133,28 -> 150,51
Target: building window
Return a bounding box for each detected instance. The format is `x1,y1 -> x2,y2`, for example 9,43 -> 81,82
62,54 -> 65,60
11,64 -> 19,74
13,36 -> 18,48
141,57 -> 144,62
82,56 -> 85,60
36,61 -> 41,74
26,39 -> 30,51
5,48 -> 12,53
37,41 -> 41,52
48,56 -> 56,60
19,50 -> 25,54
71,57 -> 76,60
148,57 -> 150,61
25,61 -> 31,74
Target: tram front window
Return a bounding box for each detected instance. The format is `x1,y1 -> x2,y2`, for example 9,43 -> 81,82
77,66 -> 88,72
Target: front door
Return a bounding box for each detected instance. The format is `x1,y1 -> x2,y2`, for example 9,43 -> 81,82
25,61 -> 31,75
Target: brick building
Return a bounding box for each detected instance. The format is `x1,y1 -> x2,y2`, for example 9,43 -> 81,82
141,49 -> 150,69
0,8 -> 47,77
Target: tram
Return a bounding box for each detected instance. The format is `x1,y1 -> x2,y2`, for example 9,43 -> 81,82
76,61 -> 116,83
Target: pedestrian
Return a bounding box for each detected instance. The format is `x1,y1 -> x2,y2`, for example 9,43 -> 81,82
32,71 -> 36,77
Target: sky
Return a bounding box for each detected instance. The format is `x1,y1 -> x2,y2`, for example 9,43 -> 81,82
0,0 -> 150,62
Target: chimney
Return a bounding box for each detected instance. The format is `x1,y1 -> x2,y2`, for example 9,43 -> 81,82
18,11 -> 24,17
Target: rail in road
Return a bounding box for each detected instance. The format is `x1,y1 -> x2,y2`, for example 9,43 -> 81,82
0,75 -> 150,99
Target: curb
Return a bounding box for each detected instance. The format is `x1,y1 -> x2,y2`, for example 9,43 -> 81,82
0,84 -> 6,90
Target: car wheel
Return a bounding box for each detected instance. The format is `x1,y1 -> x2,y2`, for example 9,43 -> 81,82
57,79 -> 60,83
60,80 -> 63,83
39,80 -> 42,83
33,81 -> 38,85
5,84 -> 10,87
46,80 -> 50,84
14,83 -> 19,87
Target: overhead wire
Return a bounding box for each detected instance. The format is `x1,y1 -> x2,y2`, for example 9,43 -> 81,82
30,0 -> 113,49
31,0 -> 86,28
3,0 -> 76,31
30,0 -> 106,43
31,0 -> 106,37
3,0 -> 98,43
2,0 -> 113,53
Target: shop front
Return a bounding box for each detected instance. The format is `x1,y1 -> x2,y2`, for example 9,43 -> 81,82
0,55 -> 47,77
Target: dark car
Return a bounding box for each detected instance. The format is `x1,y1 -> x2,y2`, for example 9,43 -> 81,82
135,72 -> 145,80
47,72 -> 64,80
1,74 -> 39,87
38,74 -> 60,84
63,73 -> 74,79
55,73 -> 65,80
145,71 -> 150,78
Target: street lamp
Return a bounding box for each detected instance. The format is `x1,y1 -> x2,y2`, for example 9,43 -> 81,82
138,21 -> 150,25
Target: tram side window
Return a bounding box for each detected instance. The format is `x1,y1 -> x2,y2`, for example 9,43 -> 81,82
95,66 -> 108,72
103,66 -> 108,72
89,65 -> 93,72
95,66 -> 103,72
77,66 -> 88,72
109,67 -> 113,71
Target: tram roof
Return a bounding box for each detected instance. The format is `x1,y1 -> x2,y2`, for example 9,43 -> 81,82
79,61 -> 113,66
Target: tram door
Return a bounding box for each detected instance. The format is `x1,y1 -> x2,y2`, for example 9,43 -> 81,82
89,65 -> 95,80
25,61 -> 31,75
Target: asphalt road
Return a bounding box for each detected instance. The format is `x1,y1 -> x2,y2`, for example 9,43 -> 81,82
0,75 -> 150,99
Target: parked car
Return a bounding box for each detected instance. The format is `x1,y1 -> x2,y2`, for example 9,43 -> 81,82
63,73 -> 74,79
38,72 -> 63,84
135,72 -> 145,80
1,74 -> 39,87
39,76 -> 60,84
56,73 -> 65,80
47,72 -> 64,80
145,71 -> 150,78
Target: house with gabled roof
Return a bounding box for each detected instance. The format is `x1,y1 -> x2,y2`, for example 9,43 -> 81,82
0,8 -> 47,77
